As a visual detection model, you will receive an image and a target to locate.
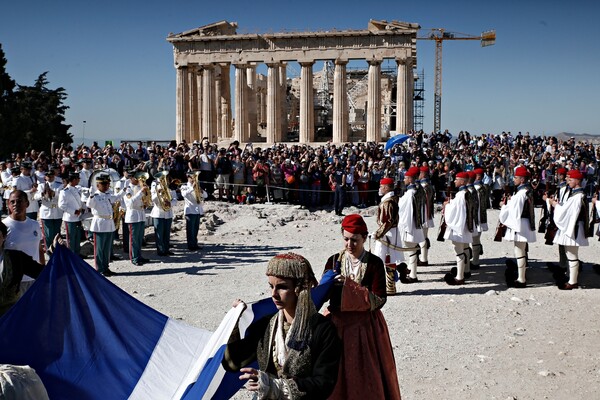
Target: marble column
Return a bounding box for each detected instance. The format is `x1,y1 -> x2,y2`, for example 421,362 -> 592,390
220,64 -> 232,139
214,65 -> 222,140
299,61 -> 315,143
332,60 -> 349,143
234,64 -> 248,142
188,66 -> 199,144
202,64 -> 217,142
196,68 -> 203,139
175,65 -> 188,144
279,63 -> 288,140
246,64 -> 258,140
396,57 -> 413,134
366,59 -> 382,142
266,63 -> 281,143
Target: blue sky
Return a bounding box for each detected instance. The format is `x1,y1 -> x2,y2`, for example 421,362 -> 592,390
1,0 -> 598,144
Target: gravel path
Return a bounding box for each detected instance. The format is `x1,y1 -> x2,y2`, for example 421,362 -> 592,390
93,203 -> 600,400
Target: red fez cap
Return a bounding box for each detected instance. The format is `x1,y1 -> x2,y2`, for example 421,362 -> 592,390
341,214 -> 368,235
380,177 -> 394,186
405,166 -> 420,177
515,166 -> 529,177
473,168 -> 484,175
557,168 -> 567,176
468,171 -> 476,179
456,171 -> 469,179
419,166 -> 430,174
567,169 -> 584,180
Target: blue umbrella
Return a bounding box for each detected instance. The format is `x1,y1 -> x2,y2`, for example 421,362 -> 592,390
384,134 -> 410,151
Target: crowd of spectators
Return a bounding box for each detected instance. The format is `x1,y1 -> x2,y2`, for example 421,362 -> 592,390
2,130 -> 599,215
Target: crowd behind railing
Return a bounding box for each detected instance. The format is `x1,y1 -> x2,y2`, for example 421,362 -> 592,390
2,130 -> 599,214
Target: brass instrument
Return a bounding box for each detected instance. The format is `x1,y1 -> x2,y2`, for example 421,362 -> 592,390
112,199 -> 125,227
135,171 -> 152,209
154,170 -> 172,211
192,171 -> 203,204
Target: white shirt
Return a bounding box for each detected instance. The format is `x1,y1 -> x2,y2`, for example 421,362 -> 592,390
14,174 -> 39,213
150,181 -> 177,219
498,185 -> 537,243
86,190 -> 125,232
124,184 -> 146,223
58,185 -> 84,222
180,182 -> 207,215
2,216 -> 42,263
553,189 -> 589,247
34,180 -> 64,220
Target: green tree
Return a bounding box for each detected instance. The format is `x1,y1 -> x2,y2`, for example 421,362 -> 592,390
0,44 -> 17,155
0,43 -> 72,158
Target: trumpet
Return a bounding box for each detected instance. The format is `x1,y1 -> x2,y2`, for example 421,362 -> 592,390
153,170 -> 172,211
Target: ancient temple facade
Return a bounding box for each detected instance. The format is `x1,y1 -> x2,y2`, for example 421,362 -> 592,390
167,19 -> 418,144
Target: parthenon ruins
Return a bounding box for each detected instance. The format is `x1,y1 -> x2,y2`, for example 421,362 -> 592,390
167,19 -> 419,144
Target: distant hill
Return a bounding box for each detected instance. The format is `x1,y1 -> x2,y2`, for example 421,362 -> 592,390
554,132 -> 600,143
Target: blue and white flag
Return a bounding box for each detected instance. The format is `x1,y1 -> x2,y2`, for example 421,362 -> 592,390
0,245 -> 336,399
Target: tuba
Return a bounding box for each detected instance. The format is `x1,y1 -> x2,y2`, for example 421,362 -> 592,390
154,170 -> 172,211
135,171 -> 152,209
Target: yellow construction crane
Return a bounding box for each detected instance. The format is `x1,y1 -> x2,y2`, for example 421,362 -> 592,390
418,29 -> 496,133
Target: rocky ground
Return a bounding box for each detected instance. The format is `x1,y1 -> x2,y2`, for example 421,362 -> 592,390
88,202 -> 600,400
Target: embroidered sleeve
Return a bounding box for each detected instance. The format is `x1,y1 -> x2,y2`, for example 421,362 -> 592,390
257,371 -> 306,399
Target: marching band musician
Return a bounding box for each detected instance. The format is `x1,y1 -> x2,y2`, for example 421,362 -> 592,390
86,173 -> 126,276
150,170 -> 178,257
2,164 -> 18,215
499,166 -> 536,288
14,162 -> 39,221
417,165 -> 435,266
472,168 -> 489,269
549,169 -> 590,290
397,166 -> 425,283
78,158 -> 93,188
115,168 -> 132,254
58,172 -> 85,256
180,171 -> 208,251
443,171 -> 474,286
372,177 -> 403,294
34,169 -> 63,253
124,172 -> 150,266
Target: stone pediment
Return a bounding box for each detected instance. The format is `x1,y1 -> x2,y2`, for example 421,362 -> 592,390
169,20 -> 238,38
368,19 -> 421,33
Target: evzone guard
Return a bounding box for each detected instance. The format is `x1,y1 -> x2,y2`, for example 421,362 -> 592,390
397,167 -> 425,283
371,177 -> 404,294
417,166 -> 435,267
443,171 -> 474,286
499,166 -> 536,288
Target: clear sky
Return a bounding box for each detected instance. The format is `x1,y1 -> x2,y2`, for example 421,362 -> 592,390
2,0 -> 599,145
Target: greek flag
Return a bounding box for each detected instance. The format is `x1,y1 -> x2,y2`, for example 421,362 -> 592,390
0,245 -> 335,399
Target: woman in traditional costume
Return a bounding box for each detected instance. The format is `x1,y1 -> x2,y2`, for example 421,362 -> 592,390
323,214 -> 401,400
222,253 -> 342,399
